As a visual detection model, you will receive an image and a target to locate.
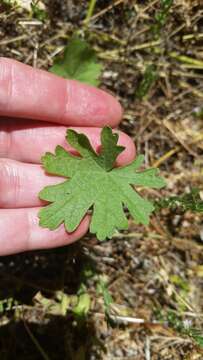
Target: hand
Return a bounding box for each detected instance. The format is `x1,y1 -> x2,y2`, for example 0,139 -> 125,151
0,58 -> 136,255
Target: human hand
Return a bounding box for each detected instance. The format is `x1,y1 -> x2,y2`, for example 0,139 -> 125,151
0,58 -> 136,255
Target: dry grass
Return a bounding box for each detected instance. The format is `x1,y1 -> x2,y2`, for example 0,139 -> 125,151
0,1 -> 203,359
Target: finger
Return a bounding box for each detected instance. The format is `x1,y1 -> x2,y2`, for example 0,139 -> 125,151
0,120 -> 136,164
0,159 -> 63,208
0,208 -> 90,256
0,57 -> 122,127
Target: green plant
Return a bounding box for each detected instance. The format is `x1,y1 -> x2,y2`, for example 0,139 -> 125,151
154,309 -> 203,349
155,188 -> 203,213
153,0 -> 173,36
31,1 -> 47,21
72,292 -> 91,321
50,37 -> 102,87
84,0 -> 97,25
167,311 -> 203,349
38,127 -> 165,240
0,297 -> 16,313
97,276 -> 113,318
192,106 -> 203,119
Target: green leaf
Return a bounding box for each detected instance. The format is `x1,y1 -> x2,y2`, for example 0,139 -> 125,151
97,276 -> 113,314
39,127 -> 166,240
192,334 -> 203,348
72,293 -> 91,319
49,37 -> 102,86
97,127 -> 125,171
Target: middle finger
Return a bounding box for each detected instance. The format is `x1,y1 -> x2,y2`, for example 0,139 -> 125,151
0,119 -> 135,165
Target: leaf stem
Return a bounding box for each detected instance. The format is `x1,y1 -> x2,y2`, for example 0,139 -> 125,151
84,0 -> 97,25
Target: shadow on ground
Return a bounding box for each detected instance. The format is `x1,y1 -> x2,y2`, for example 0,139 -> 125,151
0,244 -> 100,360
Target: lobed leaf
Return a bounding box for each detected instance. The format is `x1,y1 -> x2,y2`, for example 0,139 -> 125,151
39,127 -> 166,240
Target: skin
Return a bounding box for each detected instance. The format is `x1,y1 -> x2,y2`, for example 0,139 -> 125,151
0,58 -> 136,256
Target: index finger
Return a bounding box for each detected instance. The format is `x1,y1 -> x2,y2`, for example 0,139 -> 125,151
0,57 -> 122,127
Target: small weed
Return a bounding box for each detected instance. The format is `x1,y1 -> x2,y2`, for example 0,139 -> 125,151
136,64 -> 158,100
31,1 -> 47,21
192,107 -> 203,119
97,276 -> 113,316
167,311 -> 203,348
152,0 -> 173,36
155,309 -> 203,349
0,297 -> 16,313
170,274 -> 189,292
155,188 -> 203,213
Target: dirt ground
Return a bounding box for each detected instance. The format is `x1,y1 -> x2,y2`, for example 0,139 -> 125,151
0,1 -> 203,359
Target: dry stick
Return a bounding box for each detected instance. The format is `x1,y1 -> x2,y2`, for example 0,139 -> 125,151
33,43 -> 39,68
90,29 -> 127,45
170,70 -> 203,80
183,33 -> 203,41
170,52 -> 203,68
169,24 -> 186,38
142,0 -> 160,12
109,315 -> 145,324
132,26 -> 151,40
159,118 -> 197,157
130,39 -> 161,51
40,33 -> 68,48
179,80 -> 203,99
152,147 -> 180,168
24,320 -> 51,360
86,0 -> 126,22
180,63 -> 203,70
145,337 -> 151,360
97,37 -> 161,61
153,130 -> 203,167
19,20 -> 43,26
0,34 -> 28,46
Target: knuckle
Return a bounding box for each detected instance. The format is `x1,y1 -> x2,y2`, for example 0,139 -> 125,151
0,57 -> 15,111
0,159 -> 19,207
0,122 -> 10,157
